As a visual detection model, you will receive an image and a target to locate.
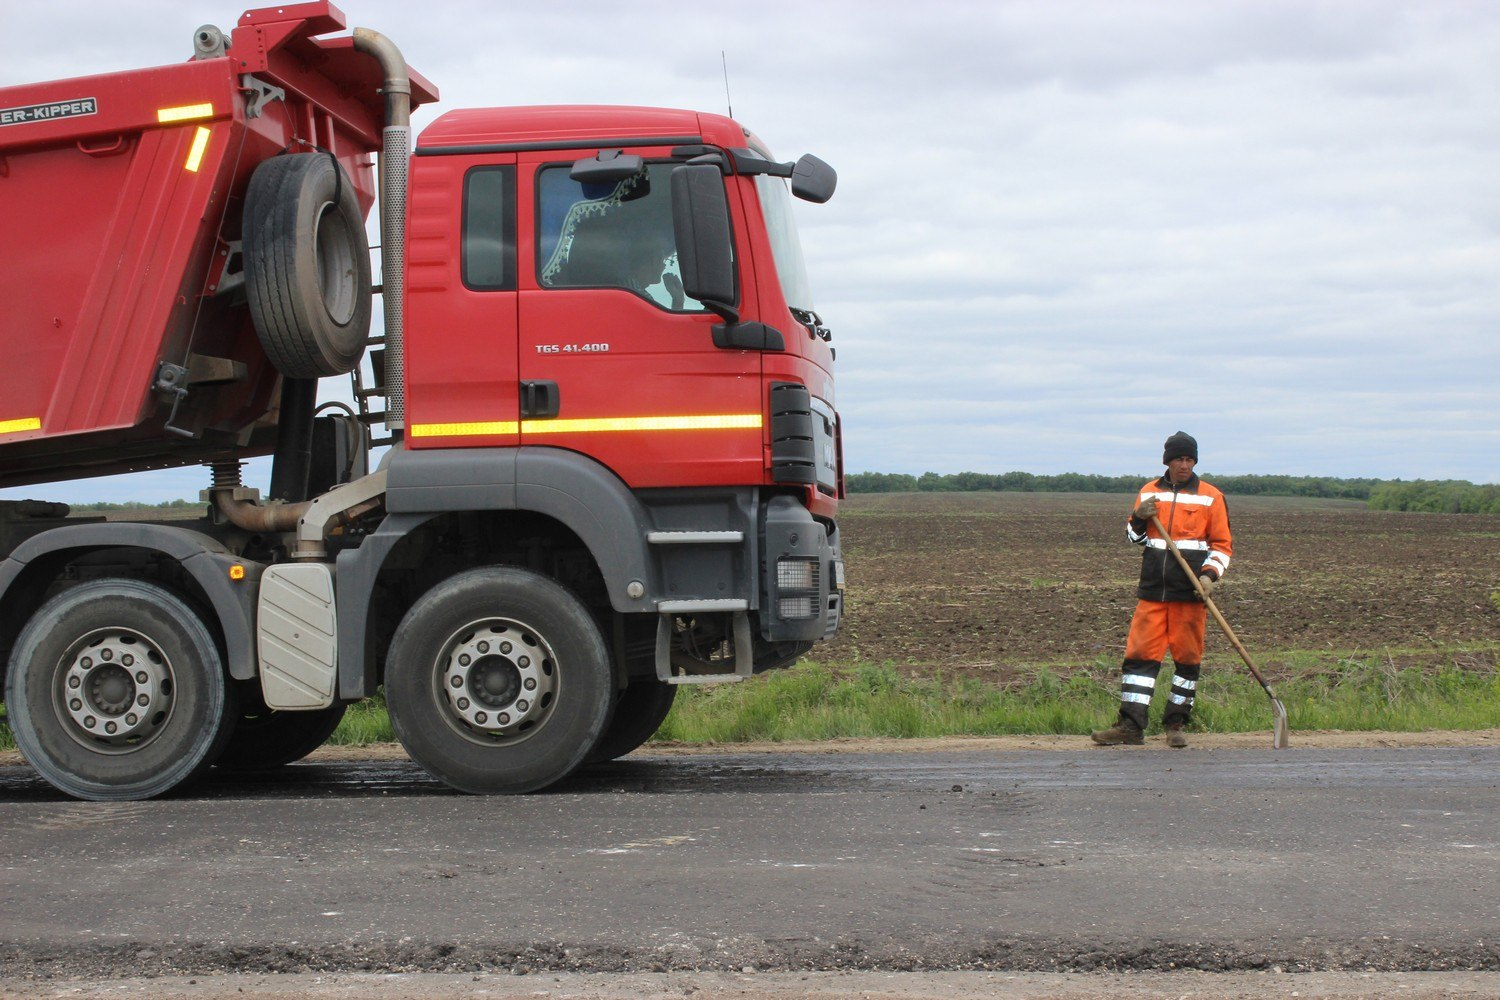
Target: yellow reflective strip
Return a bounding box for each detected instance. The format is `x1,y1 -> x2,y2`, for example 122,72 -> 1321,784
183,126 -> 211,173
409,421 -> 520,438
157,103 -> 214,124
522,414 -> 762,435
0,417 -> 41,436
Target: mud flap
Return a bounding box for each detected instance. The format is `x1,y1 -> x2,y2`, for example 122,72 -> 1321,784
257,563 -> 337,709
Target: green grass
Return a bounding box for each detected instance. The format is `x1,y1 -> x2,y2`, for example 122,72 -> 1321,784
2,653 -> 1495,753
328,692 -> 396,746
652,655 -> 1500,743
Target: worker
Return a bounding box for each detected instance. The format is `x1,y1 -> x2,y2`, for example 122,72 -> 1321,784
1091,431 -> 1233,749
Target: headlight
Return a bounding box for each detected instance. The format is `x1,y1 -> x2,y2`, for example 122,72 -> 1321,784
777,557 -> 819,591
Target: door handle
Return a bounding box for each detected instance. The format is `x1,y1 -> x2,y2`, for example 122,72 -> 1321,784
520,380 -> 560,419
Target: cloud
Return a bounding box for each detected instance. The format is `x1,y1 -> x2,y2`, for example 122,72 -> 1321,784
2,0 -> 1498,505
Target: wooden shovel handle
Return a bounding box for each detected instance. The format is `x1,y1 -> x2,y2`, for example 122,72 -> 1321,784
1146,513 -> 1275,692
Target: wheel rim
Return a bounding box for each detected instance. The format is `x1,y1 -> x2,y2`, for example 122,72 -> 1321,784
435,617 -> 559,745
314,201 -> 358,326
52,627 -> 176,754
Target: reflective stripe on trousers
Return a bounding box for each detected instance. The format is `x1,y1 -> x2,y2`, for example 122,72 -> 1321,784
1115,659 -> 1202,730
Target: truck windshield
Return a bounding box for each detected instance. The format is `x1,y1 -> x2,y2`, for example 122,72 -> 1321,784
753,174 -> 815,314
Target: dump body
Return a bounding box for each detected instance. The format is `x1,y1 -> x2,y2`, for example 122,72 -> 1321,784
0,5 -> 436,488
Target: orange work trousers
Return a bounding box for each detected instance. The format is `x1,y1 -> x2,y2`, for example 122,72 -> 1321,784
1124,599 -> 1206,666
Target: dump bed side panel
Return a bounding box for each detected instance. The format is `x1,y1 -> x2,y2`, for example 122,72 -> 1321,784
1,63 -> 244,445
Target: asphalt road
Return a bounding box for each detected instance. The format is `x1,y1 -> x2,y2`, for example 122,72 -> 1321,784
0,747 -> 1496,979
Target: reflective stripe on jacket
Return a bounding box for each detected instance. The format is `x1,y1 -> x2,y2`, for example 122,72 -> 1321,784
1125,474 -> 1233,602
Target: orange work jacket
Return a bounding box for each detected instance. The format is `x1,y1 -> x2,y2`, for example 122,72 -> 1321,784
1125,474 -> 1232,602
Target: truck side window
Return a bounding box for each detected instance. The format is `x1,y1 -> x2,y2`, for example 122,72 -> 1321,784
462,166 -> 516,290
536,162 -> 700,311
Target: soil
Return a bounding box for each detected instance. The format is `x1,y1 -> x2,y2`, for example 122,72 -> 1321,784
821,492 -> 1500,681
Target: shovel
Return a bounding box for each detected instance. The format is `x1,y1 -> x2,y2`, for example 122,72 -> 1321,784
1148,514 -> 1290,749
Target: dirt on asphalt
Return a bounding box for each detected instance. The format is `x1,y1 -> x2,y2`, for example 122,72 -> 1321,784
4,969 -> 1499,1000
4,727 -> 1498,772
4,724 -> 1499,773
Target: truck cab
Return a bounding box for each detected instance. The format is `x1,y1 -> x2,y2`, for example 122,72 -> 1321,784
406,107 -> 839,513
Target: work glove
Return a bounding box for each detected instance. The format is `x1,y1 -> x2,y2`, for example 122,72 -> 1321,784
1133,496 -> 1158,521
1196,574 -> 1217,601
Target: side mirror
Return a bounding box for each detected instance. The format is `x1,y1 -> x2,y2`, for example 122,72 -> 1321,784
570,149 -> 645,185
790,153 -> 836,204
671,163 -> 737,321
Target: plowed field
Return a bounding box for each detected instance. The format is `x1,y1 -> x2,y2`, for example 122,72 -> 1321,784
820,491 -> 1500,681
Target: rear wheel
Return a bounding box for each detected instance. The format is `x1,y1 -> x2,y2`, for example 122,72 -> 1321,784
4,579 -> 235,801
384,567 -> 613,794
215,700 -> 347,771
587,679 -> 677,763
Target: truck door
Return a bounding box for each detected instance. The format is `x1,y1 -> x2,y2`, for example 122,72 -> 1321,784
516,154 -> 763,488
404,155 -> 521,448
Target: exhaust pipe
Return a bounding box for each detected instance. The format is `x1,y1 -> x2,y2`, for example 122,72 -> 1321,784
353,27 -> 411,434
207,461 -> 310,533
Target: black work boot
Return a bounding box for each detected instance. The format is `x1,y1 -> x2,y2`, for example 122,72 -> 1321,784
1165,724 -> 1188,749
1090,720 -> 1144,746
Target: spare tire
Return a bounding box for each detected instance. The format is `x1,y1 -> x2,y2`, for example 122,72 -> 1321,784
243,152 -> 372,378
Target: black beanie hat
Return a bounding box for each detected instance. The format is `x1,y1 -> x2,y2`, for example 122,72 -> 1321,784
1162,431 -> 1198,464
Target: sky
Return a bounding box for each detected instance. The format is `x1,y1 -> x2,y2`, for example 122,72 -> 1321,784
2,0 -> 1498,504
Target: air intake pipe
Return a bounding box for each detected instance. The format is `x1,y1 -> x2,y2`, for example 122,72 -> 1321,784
352,27 -> 411,434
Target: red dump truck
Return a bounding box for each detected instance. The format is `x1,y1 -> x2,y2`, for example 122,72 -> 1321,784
0,3 -> 843,799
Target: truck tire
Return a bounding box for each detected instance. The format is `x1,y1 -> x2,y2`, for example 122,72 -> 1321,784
4,579 -> 236,801
586,679 -> 677,763
214,701 -> 347,771
384,567 -> 613,794
243,152 -> 371,378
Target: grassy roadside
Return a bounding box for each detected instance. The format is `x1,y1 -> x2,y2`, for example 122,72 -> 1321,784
2,650 -> 1495,753
650,653 -> 1500,743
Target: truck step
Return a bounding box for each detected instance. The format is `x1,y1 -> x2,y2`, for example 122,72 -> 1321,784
654,610 -> 754,685
656,599 -> 748,613
646,530 -> 744,545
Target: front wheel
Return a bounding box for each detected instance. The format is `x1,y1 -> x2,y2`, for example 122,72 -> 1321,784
384,567 -> 613,794
4,579 -> 236,801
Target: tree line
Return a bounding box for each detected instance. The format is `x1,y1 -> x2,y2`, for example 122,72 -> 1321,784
846,472 -> 1500,513
69,499 -> 200,512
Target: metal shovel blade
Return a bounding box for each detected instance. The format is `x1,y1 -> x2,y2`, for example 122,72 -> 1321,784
1271,696 -> 1291,749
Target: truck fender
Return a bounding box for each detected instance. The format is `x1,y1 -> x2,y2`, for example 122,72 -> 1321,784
333,448 -> 659,700
0,524 -> 260,680
383,446 -> 656,612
